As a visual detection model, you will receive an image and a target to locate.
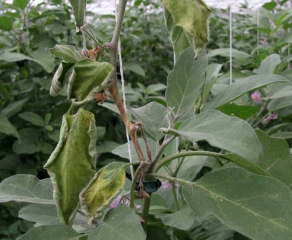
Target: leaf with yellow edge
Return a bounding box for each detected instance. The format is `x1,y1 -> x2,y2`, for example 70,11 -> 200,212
67,59 -> 114,106
44,108 -> 97,225
162,0 -> 211,58
79,162 -> 126,224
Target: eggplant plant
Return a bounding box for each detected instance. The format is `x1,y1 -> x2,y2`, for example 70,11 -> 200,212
1,0 -> 292,240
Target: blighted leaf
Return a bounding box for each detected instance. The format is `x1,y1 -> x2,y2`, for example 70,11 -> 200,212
0,116 -> 20,139
129,102 -> 168,141
68,59 -> 114,106
79,162 -> 126,223
162,0 -> 211,58
163,8 -> 191,59
88,204 -> 146,240
256,130 -> 292,188
203,74 -> 290,110
163,110 -> 263,163
50,45 -> 84,63
165,48 -> 208,119
183,167 -> 292,240
68,0 -> 86,30
50,62 -> 74,97
44,108 -> 97,225
17,225 -> 79,240
0,175 -> 53,204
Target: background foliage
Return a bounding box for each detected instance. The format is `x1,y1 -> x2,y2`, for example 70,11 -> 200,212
0,0 -> 292,239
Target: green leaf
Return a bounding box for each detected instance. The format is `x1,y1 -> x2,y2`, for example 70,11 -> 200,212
0,116 -> 20,139
79,162 -> 126,221
203,74 -> 290,110
177,156 -> 207,181
50,45 -> 84,63
13,139 -> 41,154
163,8 -> 191,59
19,204 -> 59,226
183,167 -> 292,240
203,63 -> 222,101
68,0 -> 86,29
166,48 -> 208,118
13,0 -> 29,9
271,131 -> 292,139
17,225 -> 79,240
217,103 -> 260,120
159,205 -> 198,231
0,175 -> 54,204
44,108 -> 97,225
0,15 -> 14,31
50,62 -> 74,97
112,138 -> 156,163
28,49 -> 55,73
68,59 -> 114,106
208,48 -> 251,64
164,110 -> 262,163
256,130 -> 292,188
88,204 -> 146,240
162,0 -> 211,58
268,96 -> 291,111
129,102 -> 168,141
123,62 -> 145,77
18,112 -> 45,127
1,98 -> 29,118
263,1 -> 277,10
255,54 -> 281,74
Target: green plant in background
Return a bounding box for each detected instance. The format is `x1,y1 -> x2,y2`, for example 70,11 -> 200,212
0,0 -> 292,240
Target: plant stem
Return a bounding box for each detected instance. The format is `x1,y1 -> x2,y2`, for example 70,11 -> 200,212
171,182 -> 179,211
154,151 -> 225,172
129,164 -> 142,211
148,173 -> 190,185
148,135 -> 176,172
141,196 -> 151,232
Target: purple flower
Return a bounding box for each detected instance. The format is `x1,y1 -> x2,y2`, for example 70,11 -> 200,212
263,113 -> 278,123
109,196 -> 141,211
251,91 -> 262,104
162,181 -> 179,189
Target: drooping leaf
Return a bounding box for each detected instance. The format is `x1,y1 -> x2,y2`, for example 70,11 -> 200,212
203,74 -> 290,110
1,98 -> 29,118
17,225 -> 79,240
50,45 -> 84,63
163,110 -> 263,163
256,130 -> 292,188
0,116 -> 20,139
183,167 -> 292,240
68,0 -> 86,30
129,102 -> 168,141
255,54 -> 281,74
159,205 -> 198,231
0,175 -> 53,204
112,138 -> 156,163
162,0 -> 211,58
44,108 -> 97,225
50,62 -> 74,97
68,59 -> 114,106
79,162 -> 126,222
88,204 -> 146,240
18,112 -> 45,127
165,48 -> 208,118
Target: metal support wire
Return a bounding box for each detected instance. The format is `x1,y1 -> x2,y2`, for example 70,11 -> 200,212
229,0 -> 233,84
